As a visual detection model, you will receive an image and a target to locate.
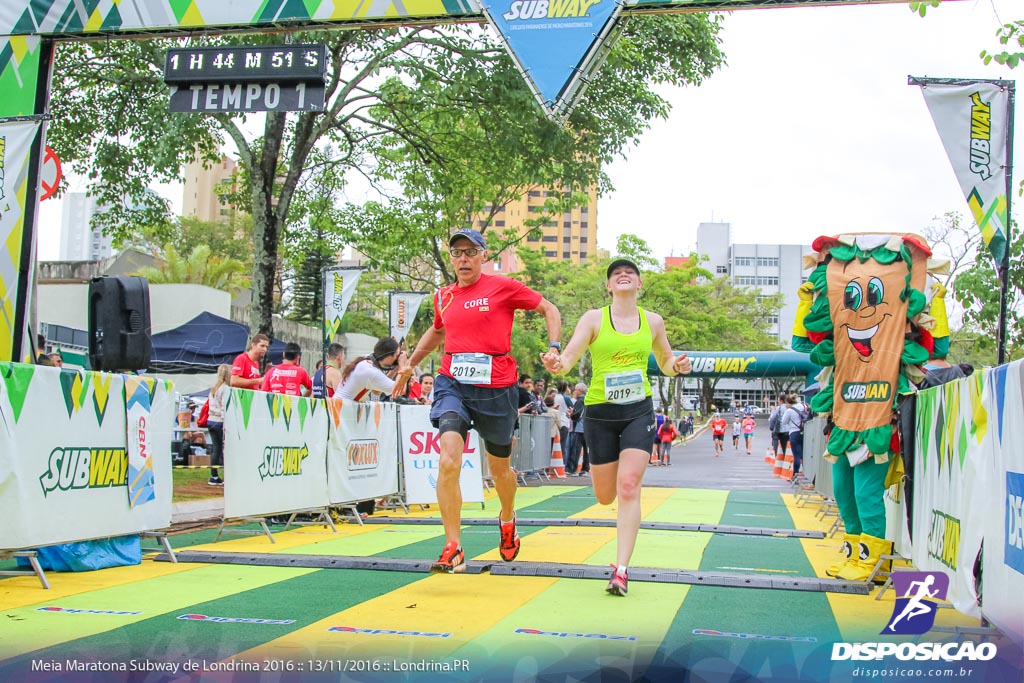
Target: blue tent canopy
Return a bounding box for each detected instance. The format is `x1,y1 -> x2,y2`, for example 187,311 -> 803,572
148,311 -> 285,374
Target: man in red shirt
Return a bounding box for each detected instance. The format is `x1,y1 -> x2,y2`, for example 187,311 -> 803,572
711,413 -> 728,457
261,342 -> 312,397
231,334 -> 270,388
397,228 -> 562,573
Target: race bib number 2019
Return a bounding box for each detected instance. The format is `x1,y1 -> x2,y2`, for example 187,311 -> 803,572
450,353 -> 493,384
604,370 -> 644,404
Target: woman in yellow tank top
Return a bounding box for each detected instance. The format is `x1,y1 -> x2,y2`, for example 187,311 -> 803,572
543,258 -> 691,596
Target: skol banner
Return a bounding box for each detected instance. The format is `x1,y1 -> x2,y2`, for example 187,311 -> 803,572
0,121 -> 40,363
914,79 -> 1013,265
978,360 -> 1024,644
0,363 -> 173,550
912,371 -> 992,617
389,291 -> 427,345
326,399 -> 400,505
223,388 -> 329,519
399,404 -> 484,505
322,266 -> 363,345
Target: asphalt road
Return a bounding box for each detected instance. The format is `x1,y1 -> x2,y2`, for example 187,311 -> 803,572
568,420 -> 792,492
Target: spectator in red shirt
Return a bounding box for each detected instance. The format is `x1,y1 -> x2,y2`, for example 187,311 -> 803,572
260,342 -> 312,397
231,334 -> 270,389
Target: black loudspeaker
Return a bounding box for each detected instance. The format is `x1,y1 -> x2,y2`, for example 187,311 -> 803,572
88,276 -> 152,372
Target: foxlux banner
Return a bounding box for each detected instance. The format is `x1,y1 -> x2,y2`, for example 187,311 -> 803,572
322,266 -> 363,346
326,399 -> 399,505
914,80 -> 1013,265
389,291 -> 427,345
223,388 -> 329,519
400,404 -> 484,505
0,363 -> 173,550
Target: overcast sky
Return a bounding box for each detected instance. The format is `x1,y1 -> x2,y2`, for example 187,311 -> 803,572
598,0 -> 1021,261
38,0 -> 1019,263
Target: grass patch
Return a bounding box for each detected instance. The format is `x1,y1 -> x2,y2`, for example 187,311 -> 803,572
172,467 -> 223,503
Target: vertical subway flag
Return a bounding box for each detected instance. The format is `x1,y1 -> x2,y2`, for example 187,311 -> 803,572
912,78 -> 1013,265
322,266 -> 363,346
389,291 -> 427,345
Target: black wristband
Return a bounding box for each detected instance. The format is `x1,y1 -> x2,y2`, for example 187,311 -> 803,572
548,341 -> 562,351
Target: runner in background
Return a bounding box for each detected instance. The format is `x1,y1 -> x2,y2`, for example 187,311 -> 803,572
732,416 -> 742,450
742,414 -> 756,455
544,257 -> 691,596
260,342 -> 312,397
710,413 -> 727,456
397,229 -> 562,574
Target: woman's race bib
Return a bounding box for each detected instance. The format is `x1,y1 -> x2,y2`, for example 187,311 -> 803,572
603,369 -> 644,404
450,353 -> 493,384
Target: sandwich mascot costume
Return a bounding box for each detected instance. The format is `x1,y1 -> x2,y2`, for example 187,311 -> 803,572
791,233 -> 950,581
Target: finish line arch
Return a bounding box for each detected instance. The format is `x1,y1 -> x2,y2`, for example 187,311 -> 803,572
0,0 -> 939,362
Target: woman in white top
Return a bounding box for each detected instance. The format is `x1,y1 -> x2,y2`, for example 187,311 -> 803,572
336,337 -> 408,401
206,364 -> 232,486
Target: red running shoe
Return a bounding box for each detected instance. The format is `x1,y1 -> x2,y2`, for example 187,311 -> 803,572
606,565 -> 628,596
498,515 -> 520,562
430,540 -> 466,573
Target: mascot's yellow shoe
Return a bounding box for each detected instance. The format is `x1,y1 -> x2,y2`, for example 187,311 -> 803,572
826,533 -> 858,578
837,534 -> 893,583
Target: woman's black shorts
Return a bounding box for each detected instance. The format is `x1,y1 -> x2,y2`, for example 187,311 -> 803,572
582,397 -> 655,466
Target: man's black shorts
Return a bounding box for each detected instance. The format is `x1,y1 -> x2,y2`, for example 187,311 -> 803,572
429,374 -> 518,452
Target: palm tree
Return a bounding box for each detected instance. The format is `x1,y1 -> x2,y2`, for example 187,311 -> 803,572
134,244 -> 249,293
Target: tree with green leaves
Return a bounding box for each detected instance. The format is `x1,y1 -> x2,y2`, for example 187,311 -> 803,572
49,17 -> 724,342
132,244 -> 249,293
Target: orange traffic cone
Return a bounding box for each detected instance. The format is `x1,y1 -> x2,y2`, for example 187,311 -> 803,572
764,447 -> 775,465
780,452 -> 794,481
772,447 -> 787,478
548,430 -> 567,478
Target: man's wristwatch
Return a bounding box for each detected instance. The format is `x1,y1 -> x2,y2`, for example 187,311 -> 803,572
548,341 -> 562,351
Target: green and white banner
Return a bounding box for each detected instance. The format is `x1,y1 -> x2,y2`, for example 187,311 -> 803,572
0,121 -> 40,364
913,371 -> 992,617
0,363 -> 173,550
223,389 -> 329,519
916,81 -> 1012,265
322,266 -> 362,346
326,399 -> 400,505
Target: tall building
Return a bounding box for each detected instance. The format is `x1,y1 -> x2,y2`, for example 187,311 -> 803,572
59,191 -> 113,261
696,222 -> 812,346
479,185 -> 599,275
182,154 -> 238,223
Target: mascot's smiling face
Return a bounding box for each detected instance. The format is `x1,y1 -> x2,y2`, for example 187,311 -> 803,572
834,258 -> 897,363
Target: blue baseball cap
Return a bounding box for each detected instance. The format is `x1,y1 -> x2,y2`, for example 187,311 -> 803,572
448,229 -> 487,249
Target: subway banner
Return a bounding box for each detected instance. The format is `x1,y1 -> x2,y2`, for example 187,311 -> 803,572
0,363 -> 174,550
978,360 -> 1024,644
400,404 -> 484,505
322,266 -> 362,347
912,371 -> 993,618
0,121 -> 40,364
913,79 -> 1012,265
223,389 -> 329,519
326,399 -> 400,505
